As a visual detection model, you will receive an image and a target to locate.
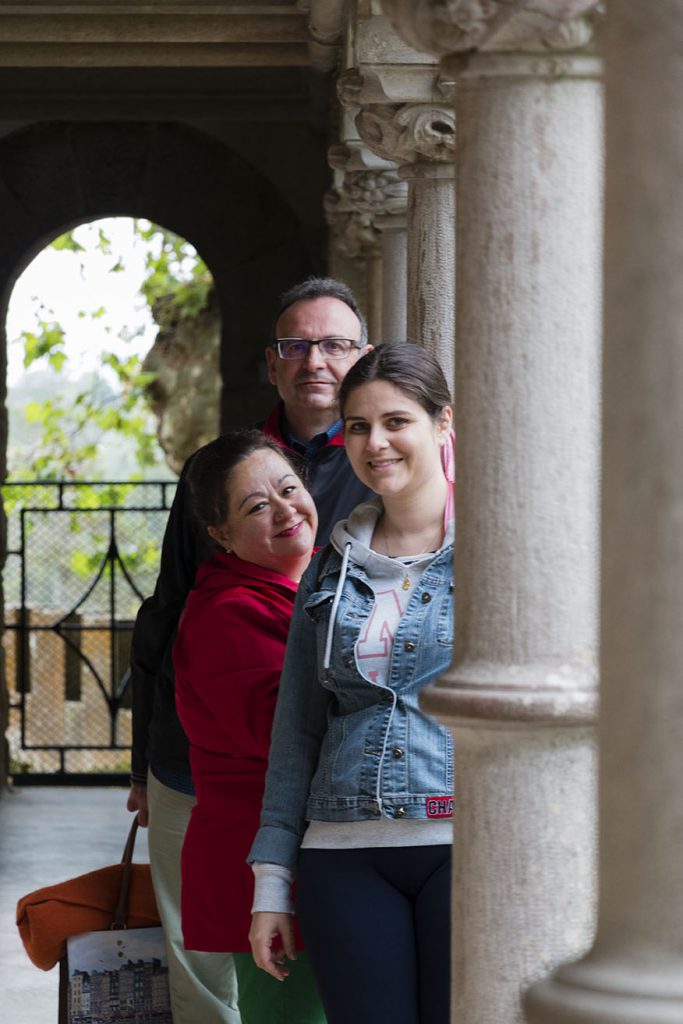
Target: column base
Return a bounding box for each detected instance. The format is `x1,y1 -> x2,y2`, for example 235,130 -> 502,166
525,961 -> 683,1023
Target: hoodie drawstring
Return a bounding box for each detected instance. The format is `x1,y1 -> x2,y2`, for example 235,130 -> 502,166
322,540 -> 352,674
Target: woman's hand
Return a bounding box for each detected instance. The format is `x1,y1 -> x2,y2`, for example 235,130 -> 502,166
249,912 -> 296,981
126,783 -> 149,827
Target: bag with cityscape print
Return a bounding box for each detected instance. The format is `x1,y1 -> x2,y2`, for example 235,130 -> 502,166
64,925 -> 170,1024
59,819 -> 170,1024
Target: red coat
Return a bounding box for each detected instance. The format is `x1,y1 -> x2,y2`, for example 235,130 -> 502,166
174,550 -> 300,952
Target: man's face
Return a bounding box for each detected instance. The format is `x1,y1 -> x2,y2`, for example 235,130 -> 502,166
266,297 -> 368,429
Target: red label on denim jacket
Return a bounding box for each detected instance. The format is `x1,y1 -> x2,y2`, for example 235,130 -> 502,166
425,796 -> 453,818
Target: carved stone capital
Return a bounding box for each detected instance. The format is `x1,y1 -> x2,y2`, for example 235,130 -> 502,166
356,12 -> 437,66
324,189 -> 382,260
342,169 -> 408,217
381,0 -> 603,57
357,103 -> 455,165
338,62 -> 450,107
337,68 -> 365,109
328,139 -> 396,174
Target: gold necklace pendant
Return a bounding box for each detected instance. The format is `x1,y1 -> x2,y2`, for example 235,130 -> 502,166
381,519 -> 416,591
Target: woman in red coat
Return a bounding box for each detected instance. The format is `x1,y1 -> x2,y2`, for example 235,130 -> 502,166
173,430 -> 325,1024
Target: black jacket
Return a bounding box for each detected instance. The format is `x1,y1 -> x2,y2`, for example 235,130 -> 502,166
130,405 -> 372,782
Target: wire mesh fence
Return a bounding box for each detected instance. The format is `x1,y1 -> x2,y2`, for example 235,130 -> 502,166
3,480 -> 176,781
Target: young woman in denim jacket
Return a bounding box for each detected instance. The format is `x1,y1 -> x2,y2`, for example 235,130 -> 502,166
249,344 -> 455,1024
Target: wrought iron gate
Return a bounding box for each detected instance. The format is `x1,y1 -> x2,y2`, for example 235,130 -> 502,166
3,480 -> 176,784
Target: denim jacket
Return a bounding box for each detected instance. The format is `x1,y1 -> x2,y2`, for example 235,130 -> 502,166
248,500 -> 454,872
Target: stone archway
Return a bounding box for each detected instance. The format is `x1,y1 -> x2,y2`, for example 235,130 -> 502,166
0,119 -> 327,782
0,120 -> 326,425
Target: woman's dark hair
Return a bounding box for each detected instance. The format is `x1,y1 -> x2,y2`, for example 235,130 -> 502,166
186,429 -> 300,530
339,342 -> 452,418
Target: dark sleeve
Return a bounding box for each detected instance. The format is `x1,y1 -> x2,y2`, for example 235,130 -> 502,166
308,446 -> 374,545
129,458 -> 213,783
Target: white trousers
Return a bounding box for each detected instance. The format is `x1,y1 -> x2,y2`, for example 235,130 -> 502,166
147,769 -> 241,1024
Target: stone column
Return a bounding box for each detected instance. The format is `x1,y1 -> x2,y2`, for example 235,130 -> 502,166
382,2 -> 604,1022
525,3 -> 683,1021
306,0 -> 345,73
354,100 -> 456,386
374,211 -> 407,340
365,245 -> 383,345
341,167 -> 407,344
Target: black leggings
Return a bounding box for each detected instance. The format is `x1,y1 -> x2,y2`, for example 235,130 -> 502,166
295,845 -> 451,1024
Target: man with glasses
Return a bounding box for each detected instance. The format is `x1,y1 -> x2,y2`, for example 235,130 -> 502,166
262,279 -> 374,542
127,277 -> 373,1024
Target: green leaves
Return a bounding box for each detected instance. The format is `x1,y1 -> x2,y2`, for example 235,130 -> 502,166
70,548 -> 103,579
96,228 -> 112,255
11,216 -> 213,482
135,220 -> 212,320
51,232 -> 85,254
21,322 -> 66,370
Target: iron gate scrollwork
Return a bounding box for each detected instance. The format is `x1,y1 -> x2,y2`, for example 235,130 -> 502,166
3,480 -> 176,784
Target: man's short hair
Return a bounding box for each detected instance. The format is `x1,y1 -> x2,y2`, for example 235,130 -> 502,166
274,277 -> 368,345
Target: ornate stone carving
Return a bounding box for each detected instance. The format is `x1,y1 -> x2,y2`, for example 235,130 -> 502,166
328,139 -> 395,174
355,12 -> 435,66
337,68 -> 365,108
342,169 -> 408,217
338,62 -> 450,106
381,0 -> 603,56
357,103 -> 455,165
328,138 -> 407,217
324,190 -> 381,260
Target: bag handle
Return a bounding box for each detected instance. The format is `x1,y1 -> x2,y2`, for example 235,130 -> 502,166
111,817 -> 140,929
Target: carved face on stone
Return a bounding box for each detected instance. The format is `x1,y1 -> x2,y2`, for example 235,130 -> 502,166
266,296 -> 369,439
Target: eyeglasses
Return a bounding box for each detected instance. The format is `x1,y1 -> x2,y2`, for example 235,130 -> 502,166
273,337 -> 362,361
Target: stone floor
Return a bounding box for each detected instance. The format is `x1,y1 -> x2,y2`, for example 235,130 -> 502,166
0,785 -> 148,1024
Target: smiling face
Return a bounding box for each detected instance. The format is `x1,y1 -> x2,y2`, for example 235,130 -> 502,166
343,380 -> 452,500
265,296 -> 369,439
208,448 -> 317,579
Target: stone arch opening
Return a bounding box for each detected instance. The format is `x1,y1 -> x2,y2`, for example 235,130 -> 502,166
0,119 -> 326,782
0,120 -> 324,437
6,215 -> 219,479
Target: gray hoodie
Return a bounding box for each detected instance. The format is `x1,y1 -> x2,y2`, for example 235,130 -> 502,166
324,497 -> 455,681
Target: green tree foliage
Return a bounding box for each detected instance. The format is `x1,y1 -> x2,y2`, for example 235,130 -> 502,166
20,321 -> 68,372
8,218 -> 212,482
134,219 -> 213,318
